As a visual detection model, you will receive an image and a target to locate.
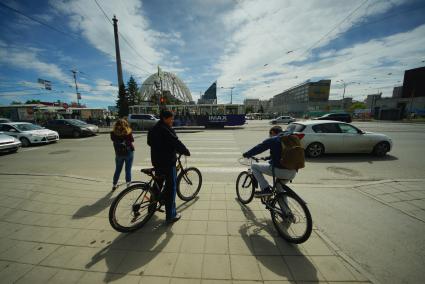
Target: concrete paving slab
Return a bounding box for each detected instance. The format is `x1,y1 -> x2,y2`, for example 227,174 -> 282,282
0,174 -> 374,283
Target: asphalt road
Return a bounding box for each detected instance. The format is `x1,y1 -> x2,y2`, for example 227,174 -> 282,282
1,120 -> 424,283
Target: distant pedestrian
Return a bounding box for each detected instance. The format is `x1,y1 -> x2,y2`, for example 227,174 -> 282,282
106,116 -> 111,127
111,119 -> 135,191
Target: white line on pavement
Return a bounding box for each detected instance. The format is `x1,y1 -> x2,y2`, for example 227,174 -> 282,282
132,166 -> 245,173
21,147 -> 42,152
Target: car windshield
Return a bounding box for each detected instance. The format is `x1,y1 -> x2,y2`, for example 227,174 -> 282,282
68,119 -> 87,126
14,124 -> 43,131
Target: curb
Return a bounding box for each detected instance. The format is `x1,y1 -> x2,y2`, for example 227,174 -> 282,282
315,230 -> 379,284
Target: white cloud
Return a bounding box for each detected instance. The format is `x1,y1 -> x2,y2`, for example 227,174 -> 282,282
49,0 -> 184,78
213,0 -> 416,102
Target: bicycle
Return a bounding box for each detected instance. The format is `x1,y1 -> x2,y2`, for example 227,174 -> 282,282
236,157 -> 312,244
109,154 -> 202,232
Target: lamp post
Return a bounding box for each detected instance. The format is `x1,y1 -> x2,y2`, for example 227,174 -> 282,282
336,79 -> 346,111
220,86 -> 235,104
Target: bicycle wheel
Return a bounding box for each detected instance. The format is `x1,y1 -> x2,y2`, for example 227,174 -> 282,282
177,167 -> 202,201
270,192 -> 312,244
109,183 -> 157,233
236,171 -> 255,204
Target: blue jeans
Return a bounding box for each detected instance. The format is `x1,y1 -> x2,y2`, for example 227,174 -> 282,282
113,150 -> 134,185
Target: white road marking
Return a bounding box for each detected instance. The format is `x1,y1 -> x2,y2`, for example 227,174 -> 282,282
21,147 -> 42,152
132,166 -> 245,173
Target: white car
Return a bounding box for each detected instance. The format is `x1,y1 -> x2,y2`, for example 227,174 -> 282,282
286,120 -> 393,158
0,122 -> 59,147
0,133 -> 21,153
270,116 -> 296,124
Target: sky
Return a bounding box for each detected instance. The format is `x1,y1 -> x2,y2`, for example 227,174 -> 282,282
0,0 -> 424,108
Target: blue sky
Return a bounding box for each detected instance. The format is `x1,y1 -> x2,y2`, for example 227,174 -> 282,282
0,0 -> 424,108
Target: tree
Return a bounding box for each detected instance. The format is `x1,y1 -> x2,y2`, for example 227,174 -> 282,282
126,76 -> 139,106
349,102 -> 367,113
11,101 -> 22,105
26,100 -> 41,104
116,84 -> 129,117
245,106 -> 254,113
259,105 -> 264,113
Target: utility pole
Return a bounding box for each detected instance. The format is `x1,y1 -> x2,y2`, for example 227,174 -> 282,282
71,70 -> 80,106
113,15 -> 124,89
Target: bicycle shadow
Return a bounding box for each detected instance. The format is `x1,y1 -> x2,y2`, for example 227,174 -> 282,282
238,201 -> 319,283
72,191 -> 114,219
85,216 -> 174,282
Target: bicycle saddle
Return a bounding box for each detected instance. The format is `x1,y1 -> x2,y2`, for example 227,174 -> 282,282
141,168 -> 155,176
276,178 -> 290,184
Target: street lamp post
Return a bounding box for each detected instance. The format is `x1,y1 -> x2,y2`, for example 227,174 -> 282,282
336,79 -> 346,111
220,86 -> 235,104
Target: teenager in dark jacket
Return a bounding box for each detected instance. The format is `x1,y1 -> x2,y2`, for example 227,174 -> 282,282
243,126 -> 297,197
147,110 -> 190,223
111,119 -> 135,191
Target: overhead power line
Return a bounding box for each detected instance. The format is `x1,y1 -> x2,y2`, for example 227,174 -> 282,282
93,0 -> 155,68
0,2 -> 80,39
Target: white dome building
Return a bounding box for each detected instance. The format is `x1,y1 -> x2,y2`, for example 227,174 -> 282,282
139,70 -> 192,103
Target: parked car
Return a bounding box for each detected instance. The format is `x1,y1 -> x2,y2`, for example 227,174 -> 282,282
128,114 -> 159,130
0,122 -> 59,147
313,113 -> 352,123
286,120 -> 392,158
0,118 -> 11,123
0,133 -> 21,153
45,119 -> 99,138
270,116 -> 296,124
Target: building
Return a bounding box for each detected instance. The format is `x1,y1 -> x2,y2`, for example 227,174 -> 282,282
243,99 -> 260,112
392,86 -> 403,98
139,69 -> 193,104
402,66 -> 425,98
198,81 -> 217,104
271,79 -> 331,115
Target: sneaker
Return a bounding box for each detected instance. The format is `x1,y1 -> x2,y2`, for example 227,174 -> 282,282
254,187 -> 273,197
166,213 -> 181,224
111,184 -> 118,192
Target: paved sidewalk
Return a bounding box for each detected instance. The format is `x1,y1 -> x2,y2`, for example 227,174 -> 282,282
354,180 -> 425,222
0,174 -> 371,283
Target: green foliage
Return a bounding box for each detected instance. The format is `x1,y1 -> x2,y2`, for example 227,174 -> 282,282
245,106 -> 254,113
349,102 -> 367,112
25,100 -> 41,104
127,76 -> 139,106
11,101 -> 22,105
116,84 -> 129,118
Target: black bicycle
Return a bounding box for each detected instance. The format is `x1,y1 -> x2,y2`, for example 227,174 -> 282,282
109,154 -> 202,232
236,157 -> 312,244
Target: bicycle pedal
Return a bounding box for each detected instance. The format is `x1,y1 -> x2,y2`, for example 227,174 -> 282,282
157,205 -> 165,213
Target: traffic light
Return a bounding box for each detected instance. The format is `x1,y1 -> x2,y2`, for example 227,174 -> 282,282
160,97 -> 165,104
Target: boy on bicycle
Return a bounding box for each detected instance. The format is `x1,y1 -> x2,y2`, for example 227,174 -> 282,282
242,126 -> 297,197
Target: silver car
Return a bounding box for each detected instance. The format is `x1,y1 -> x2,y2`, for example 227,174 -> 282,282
0,122 -> 59,147
0,133 -> 21,153
128,114 -> 159,130
287,120 -> 393,158
270,116 -> 296,125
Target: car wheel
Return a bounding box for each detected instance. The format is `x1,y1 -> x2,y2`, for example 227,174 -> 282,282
373,141 -> 390,157
72,130 -> 80,138
10,148 -> 19,153
19,137 -> 30,147
306,142 -> 324,158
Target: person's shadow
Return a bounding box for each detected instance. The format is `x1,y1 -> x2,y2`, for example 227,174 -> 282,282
72,191 -> 114,219
238,200 -> 319,283
85,196 -> 199,282
85,216 -> 173,282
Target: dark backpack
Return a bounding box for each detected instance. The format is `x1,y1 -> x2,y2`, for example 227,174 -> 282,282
115,140 -> 129,156
280,134 -> 305,170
